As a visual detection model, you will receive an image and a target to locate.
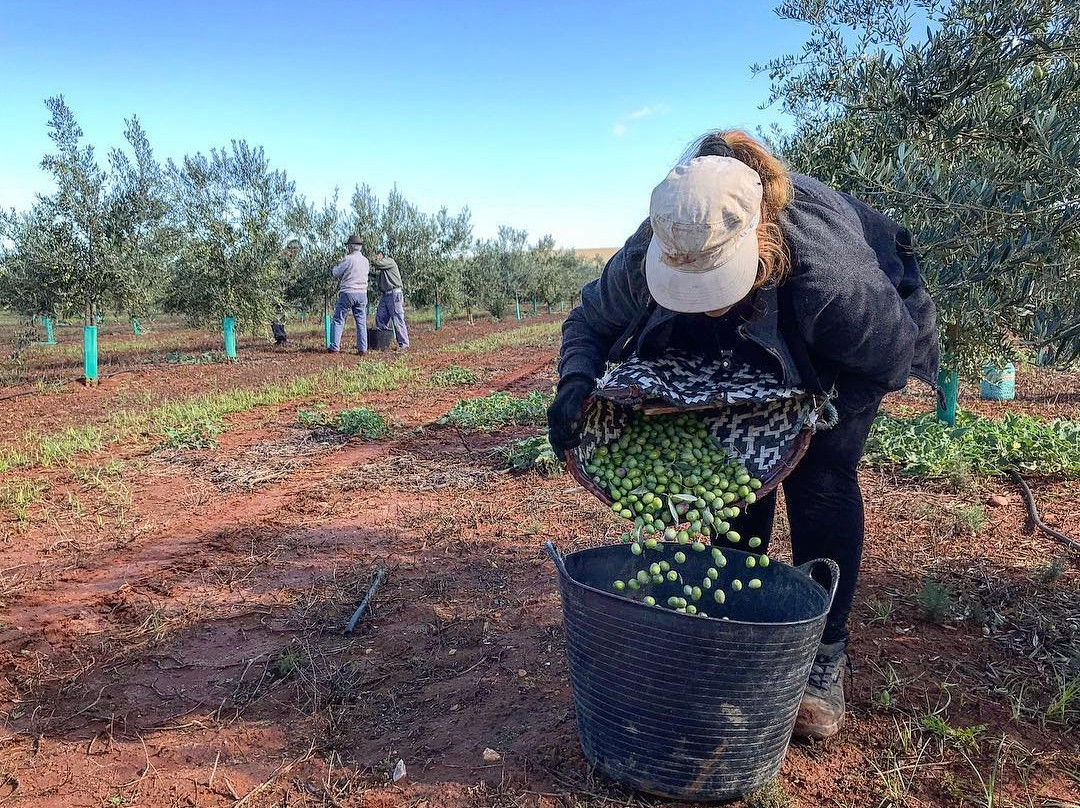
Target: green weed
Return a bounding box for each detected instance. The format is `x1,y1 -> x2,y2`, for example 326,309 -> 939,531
297,406 -> 332,429
0,426 -> 103,471
865,410 -> 1080,479
438,391 -> 550,431
744,779 -> 793,808
1045,677 -> 1080,724
1032,557 -> 1067,584
497,434 -> 563,476
0,448 -> 30,473
335,408 -> 389,439
954,504 -> 987,535
0,479 -> 48,524
438,322 -> 562,354
917,576 -> 954,624
160,350 -> 229,365
920,714 -> 986,750
429,364 -> 479,387
161,418 -> 224,450
36,426 -> 105,467
866,596 -> 895,625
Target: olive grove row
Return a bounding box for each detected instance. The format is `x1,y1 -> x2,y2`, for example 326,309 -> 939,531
0,97 -> 602,335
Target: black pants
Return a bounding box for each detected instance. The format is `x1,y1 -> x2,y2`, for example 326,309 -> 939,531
271,322 -> 287,345
727,384 -> 883,645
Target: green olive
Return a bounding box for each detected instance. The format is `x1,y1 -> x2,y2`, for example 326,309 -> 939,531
748,578 -> 762,589
748,536 -> 762,549
643,595 -> 657,606
613,580 -> 625,591
714,589 -> 726,604
731,579 -> 743,591
759,555 -> 770,567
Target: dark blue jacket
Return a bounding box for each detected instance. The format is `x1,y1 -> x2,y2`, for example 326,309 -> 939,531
558,173 -> 939,398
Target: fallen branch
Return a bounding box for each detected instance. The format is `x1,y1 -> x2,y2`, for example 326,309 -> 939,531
1009,470 -> 1079,553
344,569 -> 387,634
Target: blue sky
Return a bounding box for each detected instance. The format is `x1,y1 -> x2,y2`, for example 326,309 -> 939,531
0,1 -> 808,248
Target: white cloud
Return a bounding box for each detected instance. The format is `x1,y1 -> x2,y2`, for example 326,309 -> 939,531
612,103 -> 669,137
628,104 -> 669,120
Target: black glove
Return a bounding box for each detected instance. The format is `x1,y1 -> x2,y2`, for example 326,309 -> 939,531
547,374 -> 596,457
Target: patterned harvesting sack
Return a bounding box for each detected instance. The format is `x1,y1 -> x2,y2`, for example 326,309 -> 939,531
566,350 -> 836,501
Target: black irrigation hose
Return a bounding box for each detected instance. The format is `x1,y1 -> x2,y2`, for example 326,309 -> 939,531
0,389 -> 42,403
1009,470 -> 1079,553
0,354 -> 288,401
343,568 -> 387,634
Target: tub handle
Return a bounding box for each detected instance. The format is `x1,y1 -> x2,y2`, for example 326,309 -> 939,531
797,558 -> 841,609
544,541 -> 569,578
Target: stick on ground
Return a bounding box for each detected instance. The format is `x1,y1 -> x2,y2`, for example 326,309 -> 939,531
344,568 -> 387,634
1010,470 -> 1079,552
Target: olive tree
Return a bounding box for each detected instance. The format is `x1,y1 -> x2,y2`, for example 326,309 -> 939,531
758,0 -> 1080,418
410,206 -> 473,312
287,193 -> 351,329
349,183 -> 383,258
24,97 -> 167,327
0,205 -> 68,322
165,141 -> 295,333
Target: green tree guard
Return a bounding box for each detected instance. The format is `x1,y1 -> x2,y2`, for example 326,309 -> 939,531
323,313 -> 332,348
43,317 -> 56,345
936,367 -> 959,426
224,315 -> 237,359
434,303 -> 442,330
515,296 -> 522,321
83,325 -> 99,385
131,317 -> 141,336
532,296 -> 537,315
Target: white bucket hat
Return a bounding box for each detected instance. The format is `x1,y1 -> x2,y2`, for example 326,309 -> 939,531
644,156 -> 763,314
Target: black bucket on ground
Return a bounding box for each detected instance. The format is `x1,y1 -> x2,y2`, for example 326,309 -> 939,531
367,327 -> 394,351
546,540 -> 837,802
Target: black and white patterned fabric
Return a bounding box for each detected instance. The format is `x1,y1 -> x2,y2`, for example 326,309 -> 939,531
571,350 -> 830,479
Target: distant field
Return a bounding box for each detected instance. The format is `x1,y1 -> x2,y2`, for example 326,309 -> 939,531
575,246 -> 618,263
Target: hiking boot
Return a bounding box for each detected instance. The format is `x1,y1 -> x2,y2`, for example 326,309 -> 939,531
794,640 -> 848,740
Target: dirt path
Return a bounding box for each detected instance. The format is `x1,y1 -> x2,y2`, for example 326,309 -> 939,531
0,314 -> 562,443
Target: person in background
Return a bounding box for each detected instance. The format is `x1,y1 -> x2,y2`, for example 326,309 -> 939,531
372,248 -> 410,349
271,238 -> 301,347
548,130 -> 937,740
328,235 -> 371,355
